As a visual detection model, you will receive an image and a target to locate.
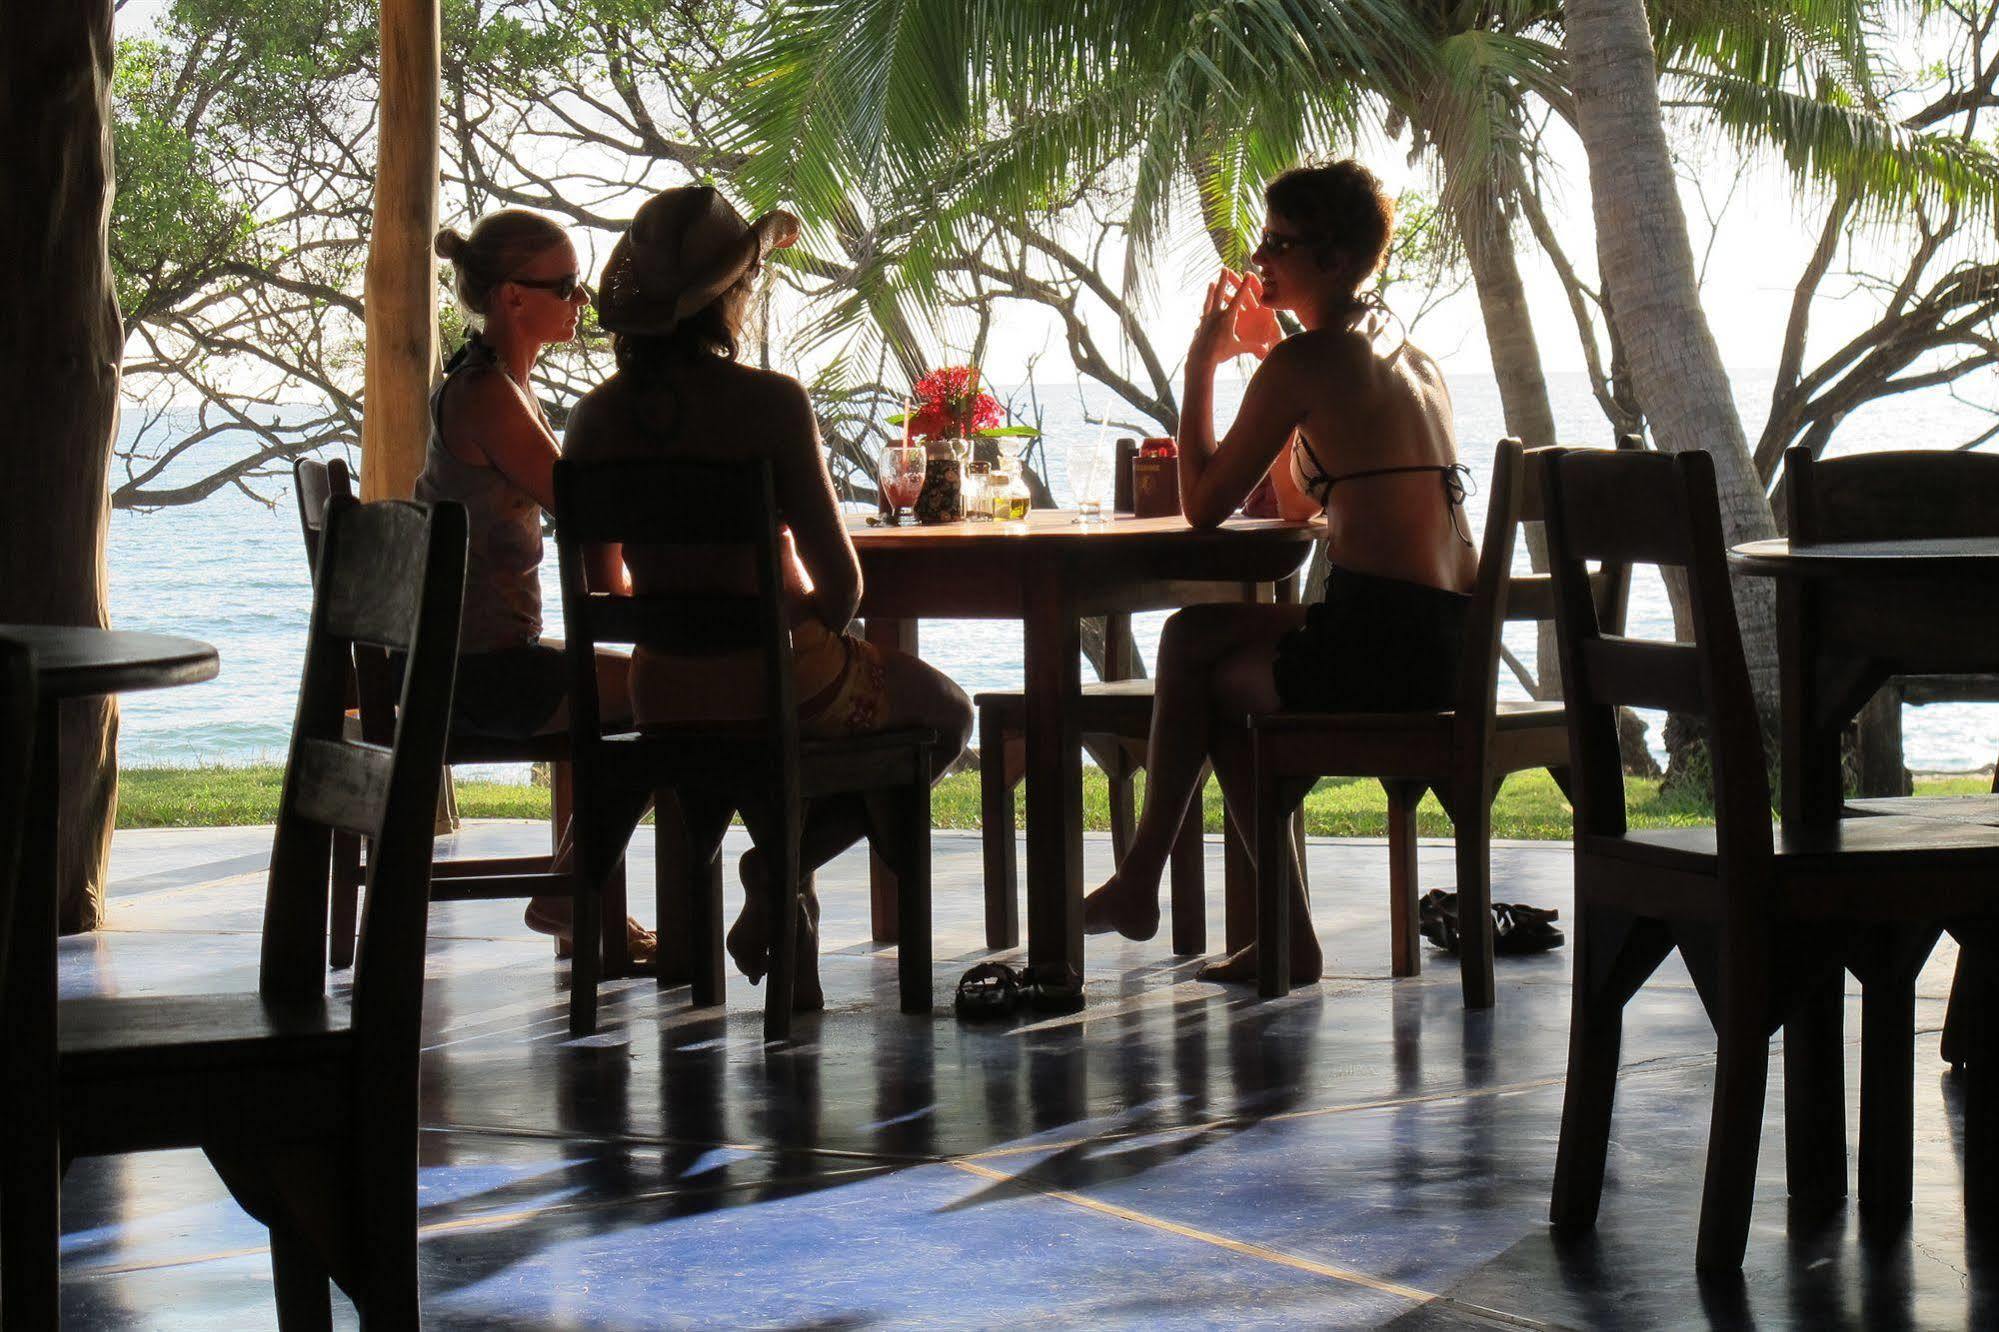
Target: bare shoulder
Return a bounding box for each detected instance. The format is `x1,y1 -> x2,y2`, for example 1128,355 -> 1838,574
561,377 -> 627,460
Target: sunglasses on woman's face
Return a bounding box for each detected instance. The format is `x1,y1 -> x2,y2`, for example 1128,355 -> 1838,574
1255,229 -> 1309,259
510,272 -> 588,301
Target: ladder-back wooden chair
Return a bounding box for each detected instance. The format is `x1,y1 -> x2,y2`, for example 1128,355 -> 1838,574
1540,445 -> 1999,1269
1785,443 -> 1999,1070
1246,437 -> 1634,1004
554,457 -> 937,1042
35,494 -> 465,1322
294,457 -> 631,1035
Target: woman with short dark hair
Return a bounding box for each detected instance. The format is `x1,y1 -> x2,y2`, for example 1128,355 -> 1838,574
1083,161 -> 1477,986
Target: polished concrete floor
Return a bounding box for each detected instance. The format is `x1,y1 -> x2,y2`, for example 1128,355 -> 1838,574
54,819 -> 1984,1329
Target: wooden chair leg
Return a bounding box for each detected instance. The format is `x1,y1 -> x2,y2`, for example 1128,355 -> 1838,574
1168,795 -> 1206,957
1964,941 -> 1997,1216
1695,931 -> 1773,1272
1855,926 -> 1939,1218
270,1222 -> 333,1330
979,708 -> 1020,950
1551,942 -> 1624,1229
329,831 -> 361,970
1254,746 -> 1289,999
568,812 -> 603,1039
1384,780 -> 1423,978
1941,947 -> 1991,1070
1103,744 -> 1138,865
1453,778 -> 1495,1010
674,794 -> 730,1005
898,763 -> 933,1013
1782,958 -> 1848,1207
752,803 -> 801,1043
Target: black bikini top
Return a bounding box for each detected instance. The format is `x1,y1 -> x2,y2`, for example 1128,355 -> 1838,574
1290,431 -> 1475,548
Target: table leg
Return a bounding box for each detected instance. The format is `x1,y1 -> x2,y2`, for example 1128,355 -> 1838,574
864,617 -> 918,943
1022,567 -> 1084,977
4,699 -> 63,1323
1778,581 -> 1842,827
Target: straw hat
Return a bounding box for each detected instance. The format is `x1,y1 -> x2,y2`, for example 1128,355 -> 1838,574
595,186 -> 799,336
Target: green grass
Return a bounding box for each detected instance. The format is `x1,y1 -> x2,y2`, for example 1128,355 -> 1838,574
114,763 -> 1993,839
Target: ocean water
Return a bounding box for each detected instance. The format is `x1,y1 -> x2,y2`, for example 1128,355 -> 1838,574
107,369 -> 1999,777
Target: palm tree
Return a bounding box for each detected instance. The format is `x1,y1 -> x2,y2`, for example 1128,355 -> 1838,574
722,0 -> 1999,704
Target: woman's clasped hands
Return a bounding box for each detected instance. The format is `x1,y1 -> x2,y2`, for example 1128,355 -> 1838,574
1189,266 -> 1281,369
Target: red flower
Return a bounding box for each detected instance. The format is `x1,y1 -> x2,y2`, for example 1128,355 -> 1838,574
907,364 -> 1010,440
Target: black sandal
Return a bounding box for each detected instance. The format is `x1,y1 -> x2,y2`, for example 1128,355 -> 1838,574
1494,902 -> 1565,954
954,962 -> 1026,1021
1418,890 -> 1564,954
1025,962 -> 1085,1015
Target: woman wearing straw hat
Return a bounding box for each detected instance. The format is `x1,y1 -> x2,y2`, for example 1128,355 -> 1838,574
566,186 -> 972,1009
426,209 -> 658,966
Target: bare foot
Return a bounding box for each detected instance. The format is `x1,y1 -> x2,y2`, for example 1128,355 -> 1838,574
524,899 -> 658,966
1193,940 -> 1322,987
1081,874 -> 1161,941
728,851 -> 772,982
730,852 -> 825,1012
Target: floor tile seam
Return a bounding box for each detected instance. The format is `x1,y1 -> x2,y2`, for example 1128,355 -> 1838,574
944,1159 -> 1561,1331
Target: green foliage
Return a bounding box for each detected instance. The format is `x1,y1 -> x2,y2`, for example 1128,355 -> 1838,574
109,39 -> 251,318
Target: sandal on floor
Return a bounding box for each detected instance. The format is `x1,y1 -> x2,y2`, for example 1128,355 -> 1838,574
1494,902 -> 1564,955
955,962 -> 1026,1021
1417,890 -> 1564,955
1025,962 -> 1086,1015
1418,889 -> 1461,953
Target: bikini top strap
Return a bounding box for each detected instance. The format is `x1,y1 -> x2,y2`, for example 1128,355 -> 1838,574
1289,444 -> 1478,547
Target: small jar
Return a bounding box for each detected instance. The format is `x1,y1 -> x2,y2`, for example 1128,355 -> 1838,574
991,465 -> 1031,521
964,460 -> 994,521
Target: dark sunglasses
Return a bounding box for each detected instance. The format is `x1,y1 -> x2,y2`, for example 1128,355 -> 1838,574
509,272 -> 588,301
1256,228 -> 1310,258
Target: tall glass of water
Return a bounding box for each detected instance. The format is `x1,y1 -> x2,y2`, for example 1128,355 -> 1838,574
1066,431 -> 1112,522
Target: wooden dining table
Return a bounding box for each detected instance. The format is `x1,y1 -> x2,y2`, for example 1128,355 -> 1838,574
1727,536 -> 1999,828
1,625 -> 219,1323
1730,537 -> 1999,1074
849,511 -> 1319,976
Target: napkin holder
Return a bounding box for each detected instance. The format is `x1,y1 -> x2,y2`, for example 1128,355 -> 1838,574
1131,455 -> 1180,519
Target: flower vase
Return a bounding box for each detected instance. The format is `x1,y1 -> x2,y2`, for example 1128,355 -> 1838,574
914,437 -> 972,524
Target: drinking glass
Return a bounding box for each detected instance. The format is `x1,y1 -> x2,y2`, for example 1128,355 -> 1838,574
1066,431 -> 1112,522
878,442 -> 927,523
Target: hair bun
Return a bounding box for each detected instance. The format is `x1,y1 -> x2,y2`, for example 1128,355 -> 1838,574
433,229 -> 468,262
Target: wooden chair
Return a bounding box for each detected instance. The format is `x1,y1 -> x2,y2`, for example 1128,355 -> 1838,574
1246,438 -> 1634,1005
1785,443 -> 1999,1069
1539,445 -> 1999,1269
553,457 -> 937,1043
33,493 -> 465,1322
0,635 -> 34,1003
294,457 -> 631,1036
974,617 -> 1223,956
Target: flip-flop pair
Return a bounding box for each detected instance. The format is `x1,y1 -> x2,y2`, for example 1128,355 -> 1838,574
954,961 -> 1086,1021
1417,889 -> 1565,955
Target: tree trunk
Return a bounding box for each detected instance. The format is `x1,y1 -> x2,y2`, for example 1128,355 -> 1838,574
361,0 -> 442,501
1451,185 -> 1564,699
1,1 -> 123,932
1565,0 -> 1779,707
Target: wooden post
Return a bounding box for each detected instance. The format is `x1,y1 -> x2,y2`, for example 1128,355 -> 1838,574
0,0 -> 123,933
362,0 -> 441,502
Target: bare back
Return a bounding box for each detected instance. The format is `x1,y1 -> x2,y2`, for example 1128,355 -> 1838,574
563,355 -> 859,630
1275,325 -> 1474,593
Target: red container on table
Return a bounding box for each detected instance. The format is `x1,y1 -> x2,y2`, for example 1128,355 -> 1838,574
1132,437 -> 1180,518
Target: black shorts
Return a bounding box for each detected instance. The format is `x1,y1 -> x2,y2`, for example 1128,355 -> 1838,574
450,641 -> 568,739
1271,566 -> 1471,712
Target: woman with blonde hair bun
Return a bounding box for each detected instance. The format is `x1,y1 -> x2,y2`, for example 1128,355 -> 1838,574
424,208 -> 655,965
